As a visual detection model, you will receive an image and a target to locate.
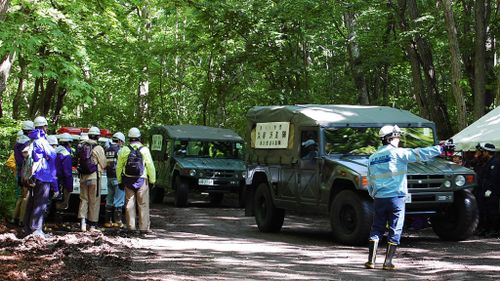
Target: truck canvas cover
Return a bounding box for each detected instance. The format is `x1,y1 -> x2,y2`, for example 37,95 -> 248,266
152,125 -> 243,141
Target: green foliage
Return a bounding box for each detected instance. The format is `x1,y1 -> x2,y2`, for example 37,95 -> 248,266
0,118 -> 21,219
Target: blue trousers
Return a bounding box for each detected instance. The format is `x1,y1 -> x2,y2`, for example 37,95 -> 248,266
106,177 -> 125,208
23,180 -> 50,235
369,196 -> 406,245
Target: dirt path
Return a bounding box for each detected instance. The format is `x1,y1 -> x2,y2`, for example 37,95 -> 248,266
1,197 -> 500,280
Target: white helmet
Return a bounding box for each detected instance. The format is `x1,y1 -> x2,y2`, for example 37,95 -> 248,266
22,120 -> 35,131
34,116 -> 48,127
113,132 -> 126,143
88,126 -> 100,136
59,133 -> 73,142
379,125 -> 402,139
128,127 -> 141,138
80,133 -> 89,141
17,130 -> 24,136
47,135 -> 59,145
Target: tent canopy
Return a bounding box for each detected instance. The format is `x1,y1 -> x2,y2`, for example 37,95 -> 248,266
452,106 -> 500,151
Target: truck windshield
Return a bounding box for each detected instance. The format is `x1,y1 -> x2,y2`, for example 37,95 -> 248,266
323,127 -> 435,155
174,140 -> 244,159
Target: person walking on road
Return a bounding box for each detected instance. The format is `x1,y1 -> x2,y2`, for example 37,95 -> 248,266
103,132 -> 126,228
23,116 -> 56,238
365,125 -> 444,270
116,127 -> 156,234
77,126 -> 107,232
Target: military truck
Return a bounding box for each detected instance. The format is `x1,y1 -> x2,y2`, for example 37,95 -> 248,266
149,125 -> 246,207
244,105 -> 478,246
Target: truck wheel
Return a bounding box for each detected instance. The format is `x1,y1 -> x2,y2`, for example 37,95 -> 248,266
330,190 -> 373,246
209,193 -> 224,206
151,186 -> 165,204
254,182 -> 285,232
174,177 -> 189,207
431,189 -> 478,241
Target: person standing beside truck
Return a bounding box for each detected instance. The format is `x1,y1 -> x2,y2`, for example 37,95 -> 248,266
77,126 -> 107,232
365,125 -> 444,270
54,133 -> 74,210
116,127 -> 156,234
103,132 -> 126,228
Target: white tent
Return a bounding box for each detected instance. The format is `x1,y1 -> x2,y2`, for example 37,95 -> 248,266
452,106 -> 500,151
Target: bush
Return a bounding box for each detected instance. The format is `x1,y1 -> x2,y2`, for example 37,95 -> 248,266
0,117 -> 21,220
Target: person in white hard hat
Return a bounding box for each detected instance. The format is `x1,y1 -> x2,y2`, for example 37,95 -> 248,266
47,135 -> 61,200
103,132 -> 126,228
365,125 -> 444,270
116,127 -> 156,234
10,122 -> 33,227
23,116 -> 56,238
55,133 -> 74,210
76,126 -> 107,232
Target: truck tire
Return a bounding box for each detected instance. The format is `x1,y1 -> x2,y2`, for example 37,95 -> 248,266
254,182 -> 285,232
209,193 -> 224,206
151,186 -> 165,204
330,190 -> 373,246
431,189 -> 478,241
174,177 -> 189,207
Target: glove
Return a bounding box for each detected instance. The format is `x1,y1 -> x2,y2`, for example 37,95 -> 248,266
118,183 -> 125,190
485,190 -> 492,198
52,191 -> 62,201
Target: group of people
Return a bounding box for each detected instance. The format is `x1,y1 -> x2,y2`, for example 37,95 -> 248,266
465,143 -> 500,237
7,117 -> 156,238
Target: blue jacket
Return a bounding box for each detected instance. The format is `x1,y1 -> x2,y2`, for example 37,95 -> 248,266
55,145 -> 73,191
367,144 -> 442,198
29,129 -> 56,183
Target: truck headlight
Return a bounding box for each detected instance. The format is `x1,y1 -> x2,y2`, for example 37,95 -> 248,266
242,171 -> 247,178
189,169 -> 197,177
455,175 -> 466,187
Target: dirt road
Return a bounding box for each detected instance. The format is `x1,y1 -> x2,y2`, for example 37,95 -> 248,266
1,196 -> 500,280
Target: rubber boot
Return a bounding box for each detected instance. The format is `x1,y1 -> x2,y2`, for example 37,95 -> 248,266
80,218 -> 87,232
113,207 -> 124,228
364,240 -> 378,269
56,191 -> 71,210
383,242 -> 398,270
18,195 -> 29,227
103,206 -> 114,228
12,198 -> 22,223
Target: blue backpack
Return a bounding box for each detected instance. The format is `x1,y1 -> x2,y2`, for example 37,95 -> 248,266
125,145 -> 145,177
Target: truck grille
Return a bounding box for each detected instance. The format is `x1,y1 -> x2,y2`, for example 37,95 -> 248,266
204,170 -> 236,178
407,174 -> 445,189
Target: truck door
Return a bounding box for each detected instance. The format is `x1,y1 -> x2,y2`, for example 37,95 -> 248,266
297,129 -> 320,206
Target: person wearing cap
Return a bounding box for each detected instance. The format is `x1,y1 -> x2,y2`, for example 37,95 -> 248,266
55,133 -> 74,210
47,135 -> 61,199
77,126 -> 107,232
475,143 -> 500,237
365,125 -> 444,270
10,124 -> 33,226
103,132 -> 126,228
23,116 -> 56,238
301,139 -> 318,160
116,127 -> 156,234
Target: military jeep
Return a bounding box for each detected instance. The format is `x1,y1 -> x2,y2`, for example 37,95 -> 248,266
149,125 -> 246,207
244,105 -> 478,245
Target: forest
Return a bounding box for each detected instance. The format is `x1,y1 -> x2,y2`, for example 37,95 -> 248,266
0,1 -> 499,214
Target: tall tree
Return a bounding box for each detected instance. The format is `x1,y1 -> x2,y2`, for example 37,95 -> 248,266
473,0 -> 486,119
0,0 -> 12,117
441,0 -> 467,130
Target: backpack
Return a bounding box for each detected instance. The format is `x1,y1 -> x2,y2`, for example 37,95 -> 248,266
125,145 -> 145,177
105,144 -> 120,177
78,142 -> 97,175
20,156 -> 35,187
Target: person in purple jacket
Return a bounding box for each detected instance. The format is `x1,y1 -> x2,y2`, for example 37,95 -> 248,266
23,116 -> 56,238
55,133 -> 74,210
11,121 -> 34,226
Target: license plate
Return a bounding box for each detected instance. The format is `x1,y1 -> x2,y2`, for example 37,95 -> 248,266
405,194 -> 412,204
198,179 -> 214,186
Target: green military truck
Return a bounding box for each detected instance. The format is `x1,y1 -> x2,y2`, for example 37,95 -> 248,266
149,125 -> 246,207
244,105 -> 478,245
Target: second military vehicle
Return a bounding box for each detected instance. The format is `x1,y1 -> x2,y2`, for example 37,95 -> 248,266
150,125 -> 246,207
244,105 -> 478,245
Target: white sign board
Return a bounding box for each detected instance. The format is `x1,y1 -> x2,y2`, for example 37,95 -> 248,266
151,134 -> 163,151
255,122 -> 290,149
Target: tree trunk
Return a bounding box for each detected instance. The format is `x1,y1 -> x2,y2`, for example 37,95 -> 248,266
51,87 -> 66,127
12,56 -> 27,119
473,0 -> 486,119
344,11 -> 369,105
0,0 -> 11,117
441,0 -> 468,130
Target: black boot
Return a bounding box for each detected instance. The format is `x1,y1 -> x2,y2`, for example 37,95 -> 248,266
364,240 -> 378,269
383,242 -> 398,270
113,207 -> 124,228
103,206 -> 114,228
